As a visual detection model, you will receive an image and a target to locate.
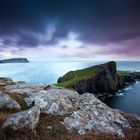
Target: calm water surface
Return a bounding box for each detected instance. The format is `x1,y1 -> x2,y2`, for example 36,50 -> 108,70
0,61 -> 140,115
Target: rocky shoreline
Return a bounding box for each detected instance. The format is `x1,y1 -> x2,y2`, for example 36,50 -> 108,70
0,76 -> 140,140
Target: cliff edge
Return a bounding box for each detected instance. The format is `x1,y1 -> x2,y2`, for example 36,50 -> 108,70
57,61 -> 140,94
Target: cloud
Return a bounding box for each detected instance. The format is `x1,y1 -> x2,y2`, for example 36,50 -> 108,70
109,32 -> 140,42
0,0 -> 140,60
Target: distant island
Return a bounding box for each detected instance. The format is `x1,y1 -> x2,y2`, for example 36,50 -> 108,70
0,58 -> 29,63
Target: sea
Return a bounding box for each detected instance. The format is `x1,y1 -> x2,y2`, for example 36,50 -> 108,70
0,61 -> 140,115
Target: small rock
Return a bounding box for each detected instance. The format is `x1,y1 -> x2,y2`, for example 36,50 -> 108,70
47,125 -> 52,130
3,106 -> 40,130
0,92 -> 21,110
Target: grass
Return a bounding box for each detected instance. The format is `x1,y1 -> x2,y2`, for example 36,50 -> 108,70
117,71 -> 132,76
56,64 -> 105,88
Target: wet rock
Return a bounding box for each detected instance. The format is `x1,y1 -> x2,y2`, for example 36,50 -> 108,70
0,92 -> 21,110
3,106 -> 40,130
63,93 -> 131,137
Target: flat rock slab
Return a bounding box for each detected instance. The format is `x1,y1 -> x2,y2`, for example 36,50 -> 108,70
0,92 -> 21,110
3,106 -> 40,130
63,93 -> 131,137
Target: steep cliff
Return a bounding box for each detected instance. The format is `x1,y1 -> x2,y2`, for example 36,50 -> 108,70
57,61 -> 140,95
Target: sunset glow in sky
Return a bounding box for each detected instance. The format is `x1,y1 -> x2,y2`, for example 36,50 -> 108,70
0,0 -> 140,60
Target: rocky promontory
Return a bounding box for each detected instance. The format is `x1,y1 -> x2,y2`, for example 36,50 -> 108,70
57,61 -> 140,95
0,58 -> 29,63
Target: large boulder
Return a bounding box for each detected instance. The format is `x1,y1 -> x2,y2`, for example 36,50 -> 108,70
63,93 -> 131,137
24,87 -> 79,115
3,106 -> 40,130
0,93 -> 21,110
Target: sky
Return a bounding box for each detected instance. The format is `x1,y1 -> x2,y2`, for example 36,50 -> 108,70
0,0 -> 140,61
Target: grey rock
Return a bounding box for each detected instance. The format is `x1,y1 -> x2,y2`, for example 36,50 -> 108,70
3,106 -> 40,130
0,93 -> 21,110
5,83 -> 47,96
63,93 -> 131,137
24,87 -> 79,115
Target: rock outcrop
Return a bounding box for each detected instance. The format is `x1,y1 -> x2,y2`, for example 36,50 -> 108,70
5,83 -> 79,115
0,92 -> 21,110
1,77 -> 140,138
3,106 -> 40,130
24,87 -> 79,115
0,58 -> 29,63
63,93 -> 131,137
5,82 -> 47,96
57,61 -> 140,95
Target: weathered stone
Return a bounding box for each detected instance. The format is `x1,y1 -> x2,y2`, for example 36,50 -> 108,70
24,87 -> 79,115
63,93 -> 131,137
3,106 -> 40,130
0,92 -> 21,110
5,83 -> 47,96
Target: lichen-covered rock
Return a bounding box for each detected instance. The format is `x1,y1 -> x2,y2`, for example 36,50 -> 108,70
63,93 -> 131,137
3,106 -> 40,130
5,83 -> 47,95
0,92 -> 21,110
24,87 -> 79,115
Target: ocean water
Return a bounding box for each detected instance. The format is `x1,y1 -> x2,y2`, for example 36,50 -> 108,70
0,61 -> 140,115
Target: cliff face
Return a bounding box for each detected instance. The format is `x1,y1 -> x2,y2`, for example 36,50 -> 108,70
69,61 -> 124,94
0,58 -> 29,63
57,61 -> 140,94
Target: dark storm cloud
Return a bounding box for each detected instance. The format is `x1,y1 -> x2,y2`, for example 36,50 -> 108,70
0,0 -> 140,54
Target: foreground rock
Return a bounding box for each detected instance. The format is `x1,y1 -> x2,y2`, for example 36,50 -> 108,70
1,78 -> 140,138
0,92 -> 21,110
5,82 -> 47,96
24,87 -> 79,115
3,106 -> 40,130
63,93 -> 131,137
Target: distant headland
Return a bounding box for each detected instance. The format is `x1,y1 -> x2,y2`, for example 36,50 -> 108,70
0,58 -> 29,63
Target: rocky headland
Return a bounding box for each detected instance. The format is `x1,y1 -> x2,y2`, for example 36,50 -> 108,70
0,58 -> 29,63
0,61 -> 140,140
57,61 -> 140,95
